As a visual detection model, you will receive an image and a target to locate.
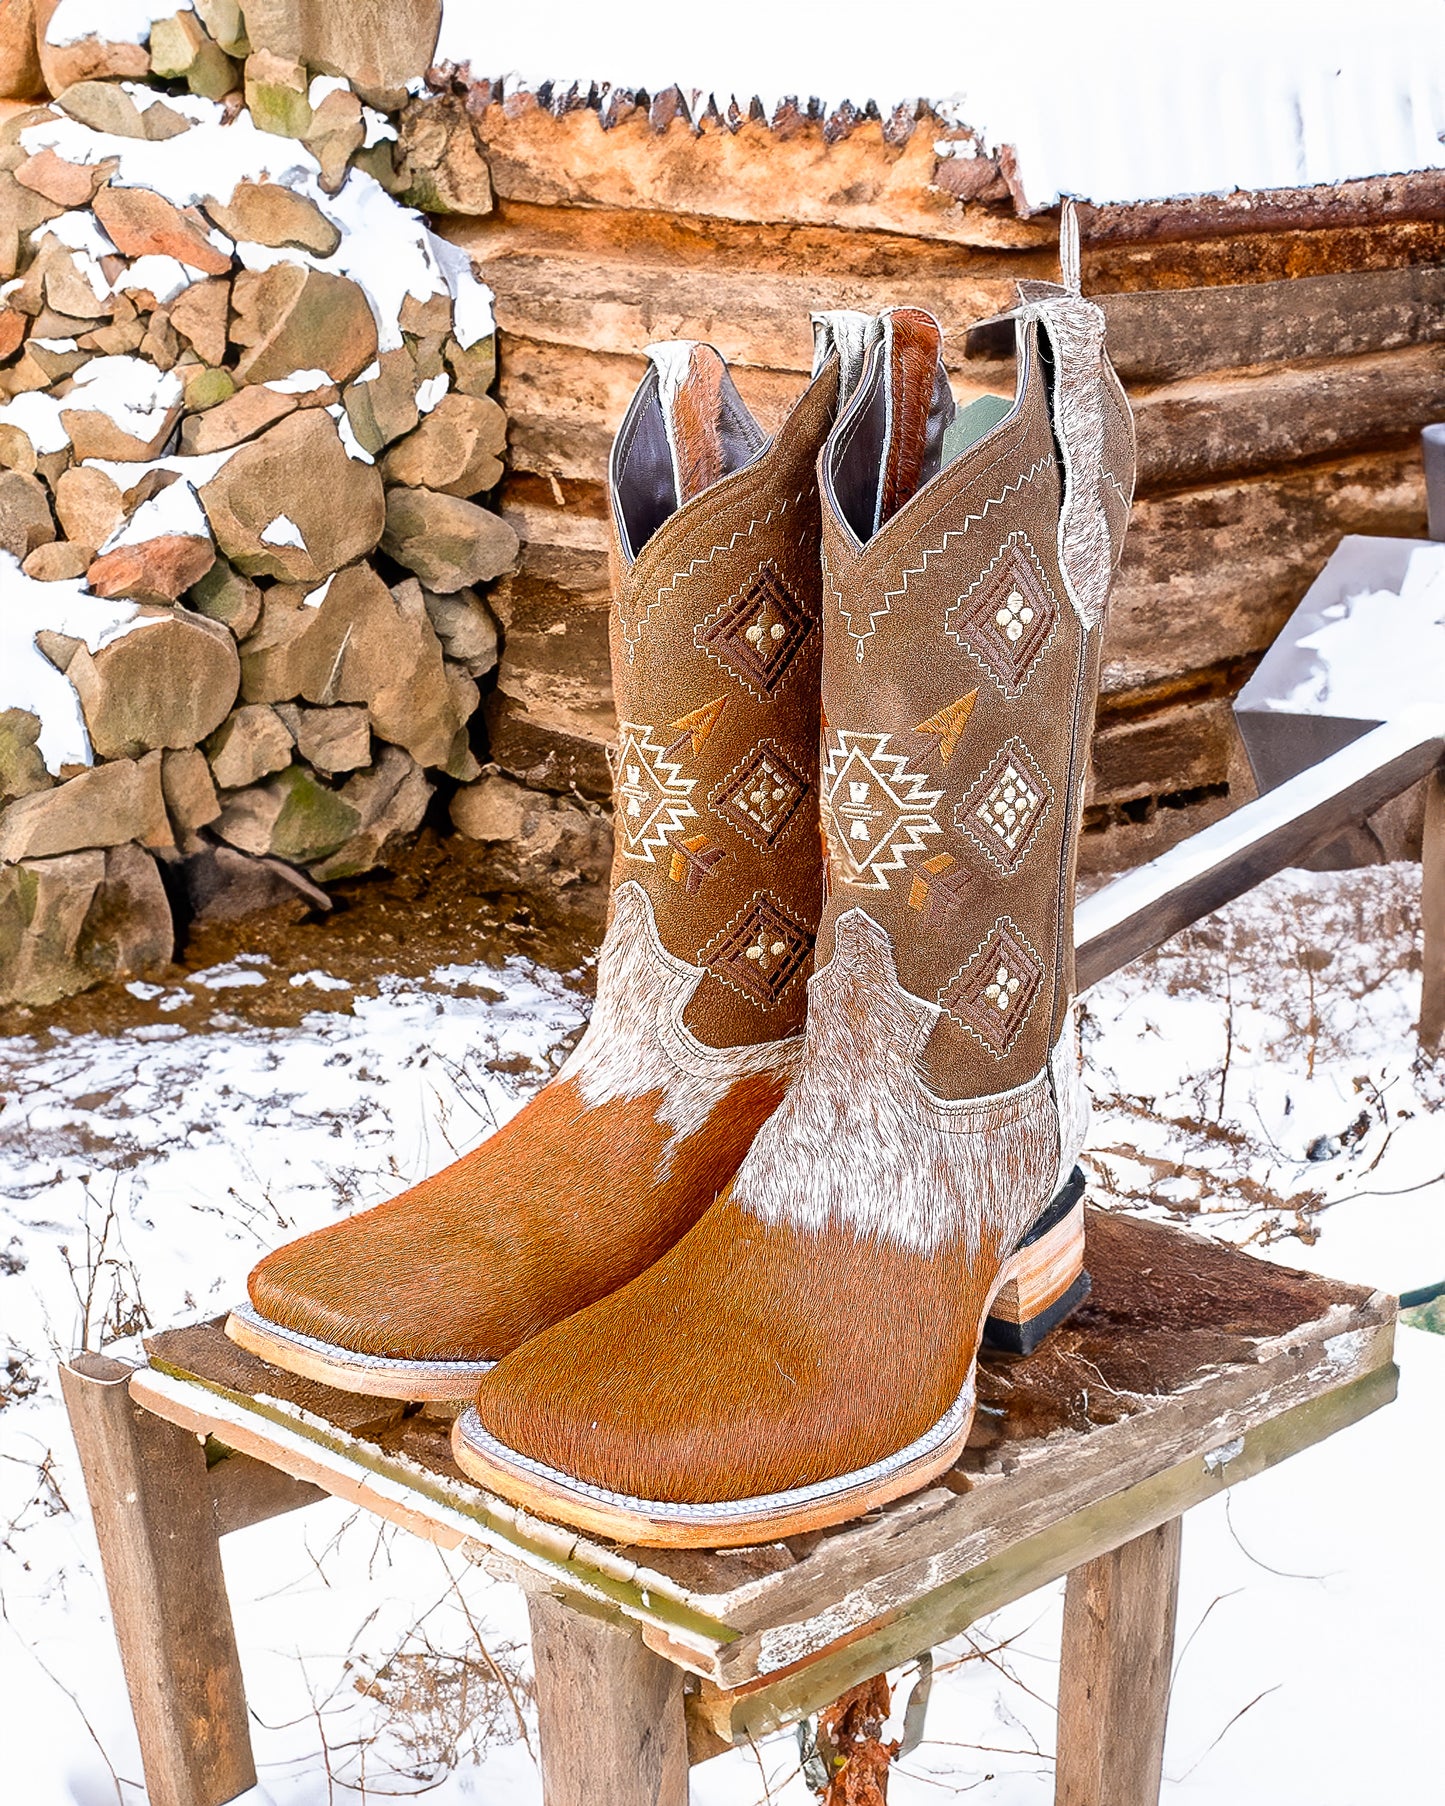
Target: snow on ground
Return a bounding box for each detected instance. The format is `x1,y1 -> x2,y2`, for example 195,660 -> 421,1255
1,862 -> 1441,1804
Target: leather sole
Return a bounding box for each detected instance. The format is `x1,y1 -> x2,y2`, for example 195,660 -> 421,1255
449,1177 -> 1090,1547
224,1301 -> 493,1402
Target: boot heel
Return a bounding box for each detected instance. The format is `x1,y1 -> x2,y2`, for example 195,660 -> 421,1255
983,1167 -> 1090,1356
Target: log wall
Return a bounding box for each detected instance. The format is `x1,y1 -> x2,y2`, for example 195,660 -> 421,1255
432,88 -> 1444,872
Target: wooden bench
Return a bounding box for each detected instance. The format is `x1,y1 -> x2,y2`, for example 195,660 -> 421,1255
59,710 -> 1442,1806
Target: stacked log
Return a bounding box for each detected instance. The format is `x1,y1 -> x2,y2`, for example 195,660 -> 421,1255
0,1 -> 519,1006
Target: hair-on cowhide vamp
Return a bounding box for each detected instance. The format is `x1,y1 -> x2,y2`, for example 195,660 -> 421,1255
232,329 -> 870,1399
457,254 -> 1138,1543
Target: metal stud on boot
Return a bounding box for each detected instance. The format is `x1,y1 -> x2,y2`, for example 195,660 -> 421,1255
454,211 -> 1137,1541
228,318 -> 874,1399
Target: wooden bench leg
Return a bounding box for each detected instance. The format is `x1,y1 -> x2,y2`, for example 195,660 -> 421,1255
1054,1516 -> 1182,1806
1420,765 -> 1445,1050
527,1591 -> 689,1806
59,1352 -> 256,1806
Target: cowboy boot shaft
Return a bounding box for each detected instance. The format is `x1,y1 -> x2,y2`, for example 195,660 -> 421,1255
232,337 -> 855,1396
607,344 -> 838,1048
818,302 -> 1135,1102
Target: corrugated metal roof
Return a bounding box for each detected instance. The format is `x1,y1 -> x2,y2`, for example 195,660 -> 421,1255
435,0 -> 1445,209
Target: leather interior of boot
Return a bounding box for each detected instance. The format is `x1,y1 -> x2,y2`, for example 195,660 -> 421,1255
611,341 -> 767,559
827,307 -> 957,543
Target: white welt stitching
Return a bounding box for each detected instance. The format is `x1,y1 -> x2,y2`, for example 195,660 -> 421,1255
838,456 -> 1055,662
620,487 -> 808,661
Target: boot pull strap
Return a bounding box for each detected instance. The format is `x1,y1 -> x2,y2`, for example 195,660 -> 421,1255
1059,197 -> 1082,295
810,309 -> 880,408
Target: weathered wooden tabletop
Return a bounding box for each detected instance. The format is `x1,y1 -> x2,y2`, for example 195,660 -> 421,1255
131,1206 -> 1396,1756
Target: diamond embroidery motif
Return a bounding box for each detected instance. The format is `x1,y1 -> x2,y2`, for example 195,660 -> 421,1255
710,740 -> 811,851
613,722 -> 698,863
939,918 -> 1044,1058
944,531 -> 1058,697
956,737 -> 1052,874
702,893 -> 813,1010
696,561 -> 814,699
822,730 -> 944,891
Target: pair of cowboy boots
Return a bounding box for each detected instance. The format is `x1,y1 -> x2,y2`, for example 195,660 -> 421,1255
230,222 -> 1135,1548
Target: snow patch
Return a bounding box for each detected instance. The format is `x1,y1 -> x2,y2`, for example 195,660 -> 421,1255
0,390 -> 71,454
0,551 -> 162,771
112,253 -> 195,304
415,370 -> 450,414
1272,542 -> 1445,722
264,368 -> 334,394
260,513 -> 307,549
43,0 -> 177,46
100,478 -> 210,551
302,573 -> 334,609
62,355 -> 182,440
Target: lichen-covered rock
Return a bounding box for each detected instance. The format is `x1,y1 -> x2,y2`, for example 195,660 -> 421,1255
180,382 -> 295,454
445,334 -> 498,398
0,749 -> 168,859
242,48 -> 310,138
148,9 -> 236,102
66,610 -> 239,759
309,743 -> 431,879
397,91 -> 492,214
203,181 -> 340,255
205,702 -> 292,789
229,262 -> 378,386
0,843 -> 172,1006
0,467 -> 53,557
379,391 -> 506,496
341,347 -> 419,453
0,706 -> 51,801
243,0 -> 441,109
198,408 -> 385,582
215,763 -> 359,864
381,485 -> 518,593
188,555 -> 261,636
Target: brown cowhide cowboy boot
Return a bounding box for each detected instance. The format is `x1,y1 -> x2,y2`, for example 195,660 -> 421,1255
227,317 -> 874,1399
453,216 -> 1136,1543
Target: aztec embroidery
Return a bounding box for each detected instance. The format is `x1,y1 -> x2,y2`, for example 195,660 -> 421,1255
904,851 -> 971,925
668,833 -> 728,894
662,696 -> 728,760
701,892 -> 814,1009
822,730 -> 944,891
709,740 -> 811,851
696,560 -> 815,699
944,530 -> 1059,697
956,737 -> 1053,874
938,916 -> 1045,1057
914,691 -> 978,767
614,722 -> 698,863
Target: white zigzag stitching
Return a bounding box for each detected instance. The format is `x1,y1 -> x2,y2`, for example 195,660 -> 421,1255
831,455 -> 1055,662
620,487 -> 809,662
